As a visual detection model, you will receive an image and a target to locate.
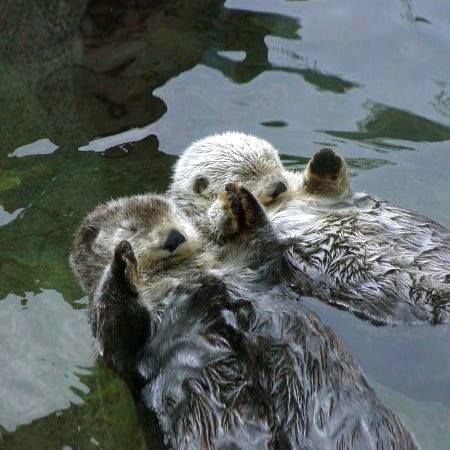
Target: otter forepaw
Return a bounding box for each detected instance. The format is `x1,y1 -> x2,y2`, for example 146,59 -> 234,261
116,240 -> 138,269
114,240 -> 137,268
225,184 -> 241,219
112,240 -> 139,291
222,183 -> 266,230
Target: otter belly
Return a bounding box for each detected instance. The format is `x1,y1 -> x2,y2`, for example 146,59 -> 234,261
129,278 -> 418,450
274,194 -> 450,324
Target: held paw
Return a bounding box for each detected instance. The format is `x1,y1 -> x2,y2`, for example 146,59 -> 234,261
223,183 -> 266,230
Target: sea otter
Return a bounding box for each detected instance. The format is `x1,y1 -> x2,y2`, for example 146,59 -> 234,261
168,132 -> 349,223
168,132 -> 450,324
71,191 -> 418,449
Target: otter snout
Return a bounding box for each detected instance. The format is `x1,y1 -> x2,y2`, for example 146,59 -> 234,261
271,181 -> 288,199
164,229 -> 186,253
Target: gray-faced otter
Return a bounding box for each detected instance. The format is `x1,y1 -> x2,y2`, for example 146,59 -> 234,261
169,132 -> 450,324
71,191 -> 418,450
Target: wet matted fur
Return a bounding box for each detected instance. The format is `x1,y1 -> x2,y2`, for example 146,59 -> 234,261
168,132 -> 450,324
70,192 -> 418,449
90,240 -> 418,450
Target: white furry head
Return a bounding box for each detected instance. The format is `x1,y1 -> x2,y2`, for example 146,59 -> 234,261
169,132 -> 291,217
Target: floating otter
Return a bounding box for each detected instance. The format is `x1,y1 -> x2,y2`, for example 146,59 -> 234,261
71,191 -> 418,450
169,132 -> 450,324
168,132 -> 350,223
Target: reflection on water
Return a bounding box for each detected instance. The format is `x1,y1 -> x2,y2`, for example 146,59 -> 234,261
9,139 -> 59,158
0,290 -> 93,431
1,0 -> 449,448
325,101 -> 450,143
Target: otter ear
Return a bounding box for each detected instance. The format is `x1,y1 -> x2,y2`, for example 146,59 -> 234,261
192,176 -> 209,195
82,224 -> 99,241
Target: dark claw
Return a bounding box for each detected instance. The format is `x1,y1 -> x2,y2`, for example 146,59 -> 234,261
123,248 -> 137,269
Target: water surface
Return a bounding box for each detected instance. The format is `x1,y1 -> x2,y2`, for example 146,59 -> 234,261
1,0 -> 449,448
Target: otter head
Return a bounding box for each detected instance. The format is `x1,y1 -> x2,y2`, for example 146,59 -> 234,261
302,148 -> 349,198
169,132 -> 290,218
89,195 -> 200,272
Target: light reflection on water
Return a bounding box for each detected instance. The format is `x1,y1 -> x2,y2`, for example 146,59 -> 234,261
0,0 -> 449,448
0,290 -> 93,432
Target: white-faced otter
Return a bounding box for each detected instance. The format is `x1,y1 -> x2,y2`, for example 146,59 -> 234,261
168,132 -> 450,324
169,132 -> 294,224
169,132 -> 350,223
71,191 -> 418,450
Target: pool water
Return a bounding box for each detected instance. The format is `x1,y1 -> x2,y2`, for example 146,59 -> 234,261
1,0 -> 449,448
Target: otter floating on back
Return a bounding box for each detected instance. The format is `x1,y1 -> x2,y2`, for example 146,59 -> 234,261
169,131 -> 450,325
70,192 -> 418,450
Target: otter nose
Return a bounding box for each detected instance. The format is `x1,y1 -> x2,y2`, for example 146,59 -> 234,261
271,181 -> 287,199
164,229 -> 186,253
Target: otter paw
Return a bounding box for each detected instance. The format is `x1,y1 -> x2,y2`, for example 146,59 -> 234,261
225,184 -> 241,219
223,183 -> 265,229
115,240 -> 137,268
114,240 -> 138,281
113,240 -> 139,291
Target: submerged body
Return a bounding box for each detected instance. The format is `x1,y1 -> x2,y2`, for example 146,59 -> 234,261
71,192 -> 418,449
169,132 -> 450,324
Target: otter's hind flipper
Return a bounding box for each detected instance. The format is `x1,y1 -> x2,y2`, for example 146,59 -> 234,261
303,147 -> 349,197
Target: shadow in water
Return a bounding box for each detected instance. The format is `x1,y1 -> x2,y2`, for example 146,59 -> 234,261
324,101 -> 450,145
1,0 -> 358,155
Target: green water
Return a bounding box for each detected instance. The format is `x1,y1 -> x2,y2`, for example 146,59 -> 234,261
0,0 -> 449,448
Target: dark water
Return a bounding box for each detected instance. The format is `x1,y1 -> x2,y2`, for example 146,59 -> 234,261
1,0 -> 449,448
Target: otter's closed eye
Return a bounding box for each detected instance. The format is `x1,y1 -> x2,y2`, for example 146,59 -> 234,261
120,221 -> 138,232
193,176 -> 209,195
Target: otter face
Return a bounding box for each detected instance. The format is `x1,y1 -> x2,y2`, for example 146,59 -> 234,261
170,132 -> 290,212
90,195 -> 200,271
245,173 -> 289,205
193,172 -> 289,205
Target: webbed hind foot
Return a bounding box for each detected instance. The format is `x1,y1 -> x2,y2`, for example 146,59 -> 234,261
304,148 -> 349,197
310,148 -> 343,179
